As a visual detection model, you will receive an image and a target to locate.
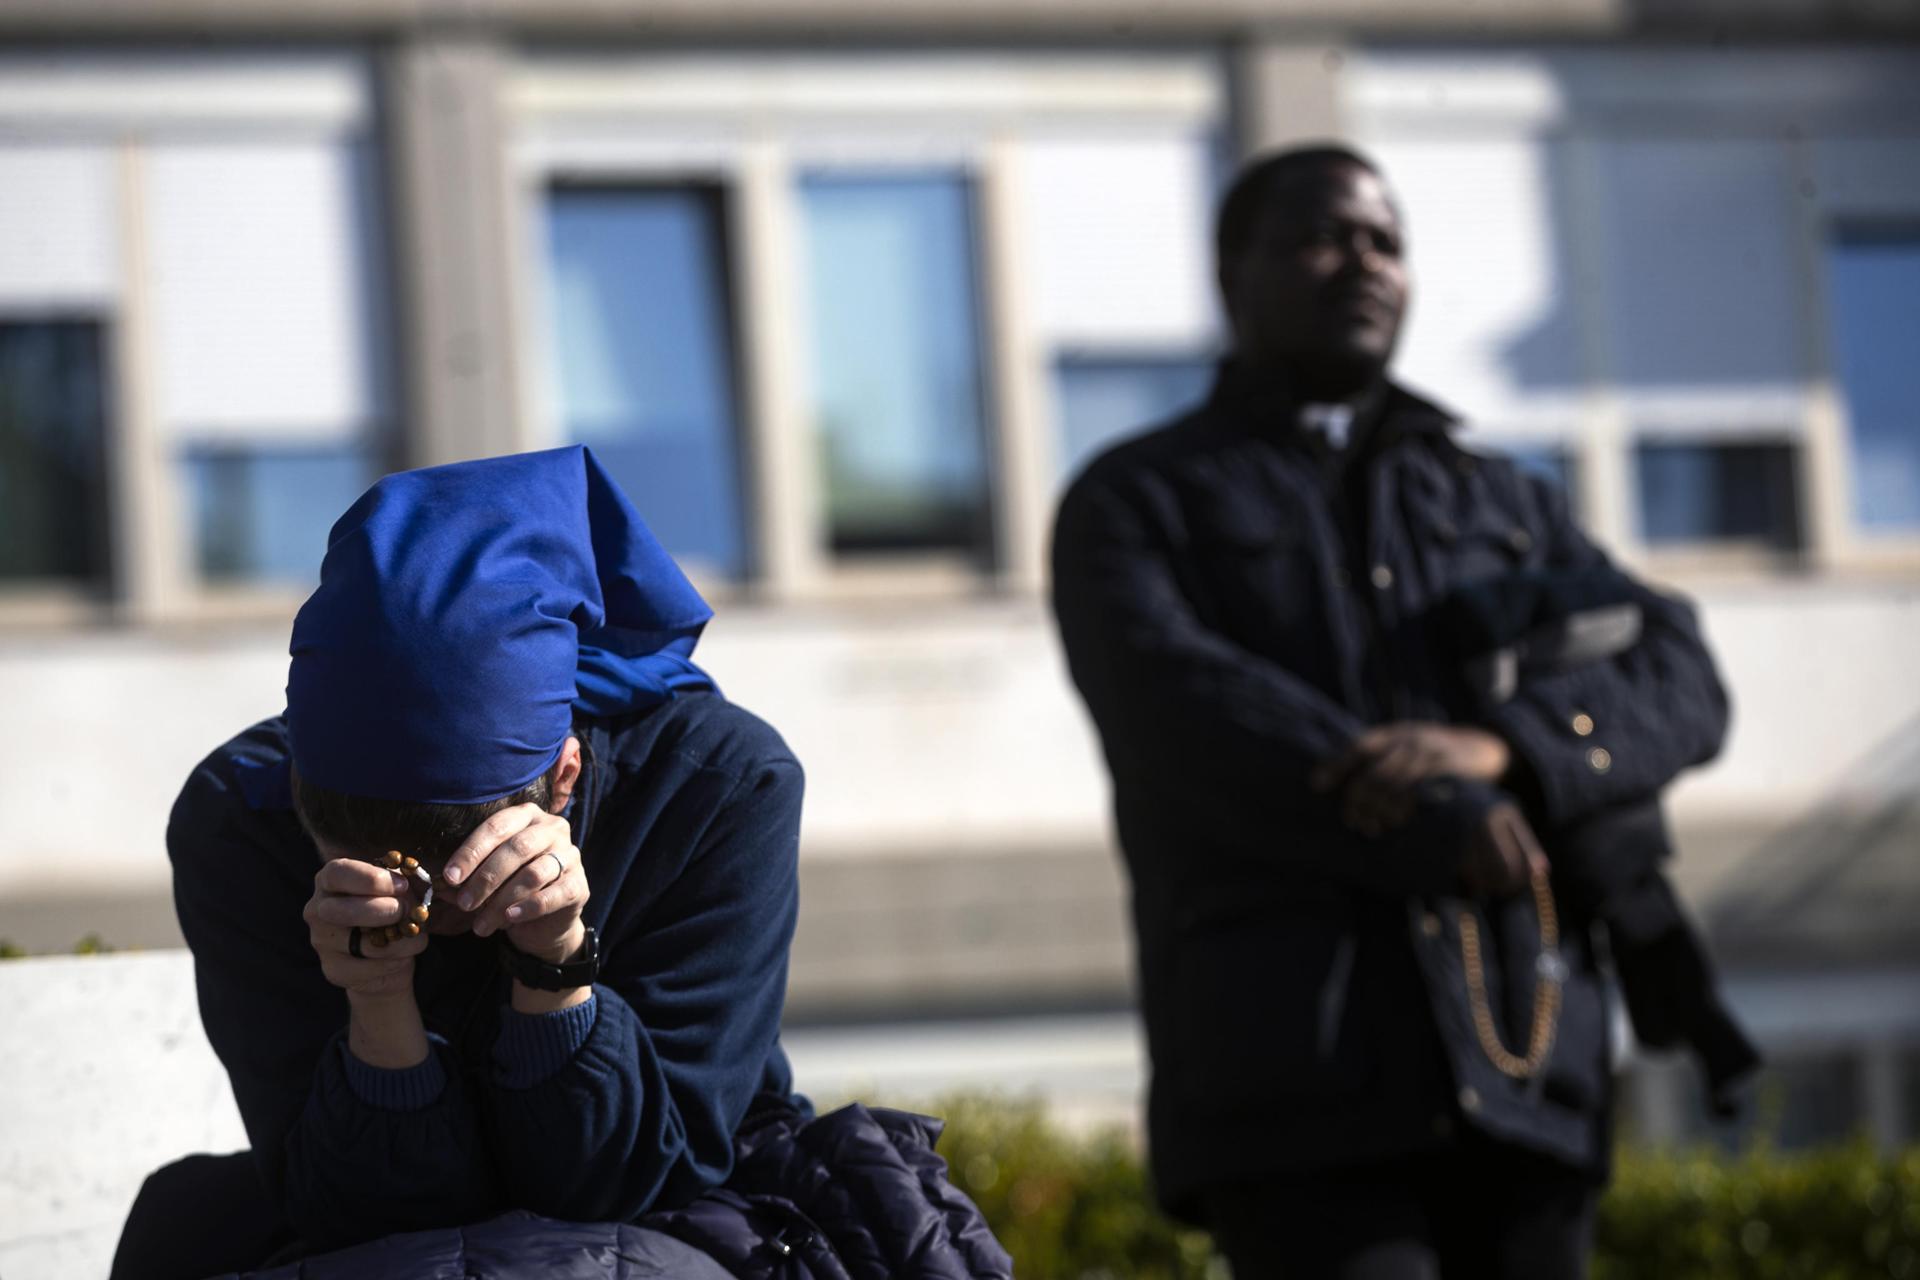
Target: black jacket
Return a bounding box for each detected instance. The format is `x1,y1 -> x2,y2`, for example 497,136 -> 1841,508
1049,364 -> 1730,1219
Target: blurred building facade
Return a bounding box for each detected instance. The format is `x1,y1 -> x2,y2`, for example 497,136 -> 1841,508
1,1 -> 1918,1150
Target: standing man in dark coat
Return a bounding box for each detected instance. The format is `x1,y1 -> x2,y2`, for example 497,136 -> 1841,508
1050,145 -> 1732,1277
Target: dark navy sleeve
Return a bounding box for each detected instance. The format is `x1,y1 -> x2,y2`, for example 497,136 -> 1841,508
478,756 -> 803,1222
1488,477 -> 1732,828
341,1034 -> 449,1109
1052,466 -> 1498,895
492,996 -> 599,1089
168,728 -> 498,1249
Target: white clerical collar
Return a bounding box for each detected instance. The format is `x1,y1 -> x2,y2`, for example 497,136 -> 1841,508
1298,402 -> 1356,451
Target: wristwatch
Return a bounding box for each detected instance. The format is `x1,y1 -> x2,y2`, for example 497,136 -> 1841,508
497,925 -> 600,992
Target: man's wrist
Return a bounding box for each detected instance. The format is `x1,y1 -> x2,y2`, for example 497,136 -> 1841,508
504,920 -> 594,1013
511,980 -> 595,1015
347,989 -> 429,1069
513,920 -> 588,967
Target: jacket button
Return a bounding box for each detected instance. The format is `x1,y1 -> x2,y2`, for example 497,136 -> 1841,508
1507,527 -> 1534,555
1370,564 -> 1394,590
1458,1086 -> 1481,1114
1570,712 -> 1595,737
1421,912 -> 1443,939
1588,746 -> 1613,773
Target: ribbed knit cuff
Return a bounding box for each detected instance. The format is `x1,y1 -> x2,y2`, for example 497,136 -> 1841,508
492,992 -> 599,1090
340,1033 -> 449,1112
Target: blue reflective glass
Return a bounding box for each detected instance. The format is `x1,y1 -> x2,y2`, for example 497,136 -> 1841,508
545,186 -> 747,576
0,319 -> 111,583
1635,442 -> 1800,548
1053,355 -> 1214,482
183,444 -> 375,583
800,173 -> 990,555
1827,230 -> 1920,531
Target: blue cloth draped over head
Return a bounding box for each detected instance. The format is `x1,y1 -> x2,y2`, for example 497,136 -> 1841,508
280,445 -> 715,806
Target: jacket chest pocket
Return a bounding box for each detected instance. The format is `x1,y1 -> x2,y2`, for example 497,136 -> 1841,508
1182,496 -> 1325,657
1425,512 -> 1540,587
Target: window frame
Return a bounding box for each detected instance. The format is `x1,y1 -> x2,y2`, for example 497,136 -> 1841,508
0,309 -> 118,612
795,164 -> 1001,567
507,51 -> 1226,604
533,176 -> 759,586
0,51 -> 389,631
1629,430 -> 1810,574
1818,217 -> 1920,562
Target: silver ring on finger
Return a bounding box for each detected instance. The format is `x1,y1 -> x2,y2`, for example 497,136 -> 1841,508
544,850 -> 565,885
348,926 -> 365,959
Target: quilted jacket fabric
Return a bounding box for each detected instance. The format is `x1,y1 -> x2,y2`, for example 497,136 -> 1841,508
215,1103 -> 1013,1280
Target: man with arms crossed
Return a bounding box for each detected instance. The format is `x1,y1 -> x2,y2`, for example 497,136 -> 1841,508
1051,146 -> 1731,1278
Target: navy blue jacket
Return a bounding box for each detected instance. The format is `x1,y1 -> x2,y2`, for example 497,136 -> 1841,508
168,692 -> 803,1254
1050,364 -> 1730,1218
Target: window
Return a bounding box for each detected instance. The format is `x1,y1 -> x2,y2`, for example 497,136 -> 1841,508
1053,354 -> 1214,482
799,172 -> 993,558
1635,441 -> 1802,550
0,319 -> 111,586
145,139 -> 392,588
1827,228 -> 1920,533
182,444 -> 374,583
543,184 -> 749,578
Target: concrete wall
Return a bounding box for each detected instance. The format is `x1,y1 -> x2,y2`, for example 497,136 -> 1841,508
0,951 -> 1145,1280
3,580 -> 1916,896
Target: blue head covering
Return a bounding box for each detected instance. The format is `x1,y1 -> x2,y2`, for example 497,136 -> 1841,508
281,445 -> 715,806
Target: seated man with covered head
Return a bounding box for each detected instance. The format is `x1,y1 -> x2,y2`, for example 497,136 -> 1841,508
127,447 -> 1008,1280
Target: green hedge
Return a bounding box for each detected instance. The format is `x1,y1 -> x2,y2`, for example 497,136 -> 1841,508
926,1095 -> 1920,1280
1595,1143 -> 1920,1280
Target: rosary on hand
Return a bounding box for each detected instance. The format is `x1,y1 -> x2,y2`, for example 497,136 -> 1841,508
347,851 -> 431,958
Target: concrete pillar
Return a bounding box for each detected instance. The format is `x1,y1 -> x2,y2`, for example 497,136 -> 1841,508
979,131 -> 1053,594
1783,139 -> 1857,571
733,136 -> 828,598
382,36 -> 523,469
1562,132 -> 1639,558
1861,1041 -> 1910,1153
110,141 -> 187,623
1624,1054 -> 1693,1146
1232,36 -> 1351,159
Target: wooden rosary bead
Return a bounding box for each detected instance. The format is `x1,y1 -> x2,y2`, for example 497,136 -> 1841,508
367,928 -> 389,948
410,905 -> 430,924
398,922 -> 421,938
402,855 -> 419,871
384,850 -> 403,869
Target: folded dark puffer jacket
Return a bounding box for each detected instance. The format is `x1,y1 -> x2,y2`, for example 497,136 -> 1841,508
1436,566 -> 1761,1117
221,1102 -> 1014,1280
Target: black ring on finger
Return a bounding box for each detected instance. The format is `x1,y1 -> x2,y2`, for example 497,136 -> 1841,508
348,926 -> 365,959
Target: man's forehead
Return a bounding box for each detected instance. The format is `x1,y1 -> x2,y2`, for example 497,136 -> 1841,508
1260,163 -> 1401,226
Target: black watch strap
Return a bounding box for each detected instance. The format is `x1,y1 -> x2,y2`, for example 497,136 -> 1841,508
498,925 -> 600,992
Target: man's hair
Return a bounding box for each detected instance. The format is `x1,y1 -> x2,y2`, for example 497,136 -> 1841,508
291,755 -> 562,865
1214,143 -> 1384,266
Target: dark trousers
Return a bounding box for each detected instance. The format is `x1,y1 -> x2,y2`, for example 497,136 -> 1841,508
1203,1140 -> 1599,1280
113,1151 -> 296,1280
